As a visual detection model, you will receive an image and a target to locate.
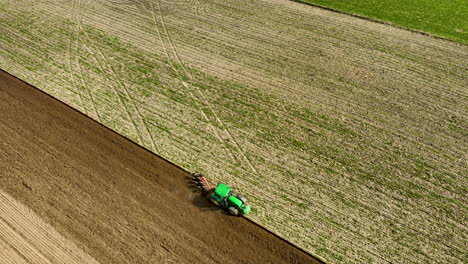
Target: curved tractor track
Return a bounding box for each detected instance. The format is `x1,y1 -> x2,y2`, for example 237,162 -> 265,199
0,70 -> 323,264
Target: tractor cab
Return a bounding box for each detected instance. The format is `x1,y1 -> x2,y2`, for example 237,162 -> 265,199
210,183 -> 230,207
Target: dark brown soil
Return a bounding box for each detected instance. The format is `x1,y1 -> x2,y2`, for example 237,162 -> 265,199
0,69 -> 323,264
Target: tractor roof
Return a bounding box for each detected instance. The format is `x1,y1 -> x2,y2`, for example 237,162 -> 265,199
214,183 -> 230,197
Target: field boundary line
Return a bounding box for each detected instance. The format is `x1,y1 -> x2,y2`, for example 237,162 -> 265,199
289,0 -> 466,46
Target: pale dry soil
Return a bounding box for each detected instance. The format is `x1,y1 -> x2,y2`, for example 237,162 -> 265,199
0,0 -> 467,263
0,191 -> 99,264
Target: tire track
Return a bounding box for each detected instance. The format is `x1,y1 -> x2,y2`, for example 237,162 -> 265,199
148,0 -> 238,163
76,50 -> 102,123
74,1 -> 146,148
157,0 -> 212,15
81,42 -> 146,146
67,0 -> 87,116
154,0 -> 258,174
77,0 -> 159,153
105,56 -> 161,154
72,0 -> 103,123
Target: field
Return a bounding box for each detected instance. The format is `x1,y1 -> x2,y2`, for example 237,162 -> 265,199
0,70 -> 319,264
0,0 -> 467,263
298,0 -> 468,44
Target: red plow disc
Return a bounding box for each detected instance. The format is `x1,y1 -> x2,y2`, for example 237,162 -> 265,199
191,172 -> 212,193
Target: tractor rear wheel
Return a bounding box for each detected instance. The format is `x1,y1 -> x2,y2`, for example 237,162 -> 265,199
209,196 -> 220,207
236,195 -> 247,204
227,207 -> 238,216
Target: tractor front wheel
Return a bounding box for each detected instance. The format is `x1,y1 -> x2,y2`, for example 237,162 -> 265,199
236,195 -> 247,204
227,207 -> 239,216
238,209 -> 245,216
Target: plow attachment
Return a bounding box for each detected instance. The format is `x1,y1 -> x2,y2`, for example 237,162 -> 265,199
191,172 -> 212,193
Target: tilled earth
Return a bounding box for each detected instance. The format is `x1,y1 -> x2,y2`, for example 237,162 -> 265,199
0,70 -> 322,264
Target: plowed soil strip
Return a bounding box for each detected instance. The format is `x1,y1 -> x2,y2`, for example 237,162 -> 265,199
0,69 -> 322,264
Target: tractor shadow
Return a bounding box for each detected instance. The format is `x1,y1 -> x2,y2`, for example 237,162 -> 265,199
185,173 -> 230,215
191,193 -> 230,215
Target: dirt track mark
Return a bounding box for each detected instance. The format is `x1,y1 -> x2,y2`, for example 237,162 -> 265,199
73,0 -> 102,123
78,0 -> 159,152
139,0 -> 213,15
154,0 -> 258,174
68,0 -> 102,122
0,190 -> 100,264
73,4 -> 147,148
148,0 -> 239,164
80,42 -> 146,146
67,0 -> 87,115
107,55 -> 161,153
74,0 -> 143,148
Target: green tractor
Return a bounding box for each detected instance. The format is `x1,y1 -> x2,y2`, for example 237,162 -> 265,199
192,173 -> 250,216
208,183 -> 250,216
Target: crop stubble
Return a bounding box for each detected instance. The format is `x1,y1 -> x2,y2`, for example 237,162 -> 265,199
0,0 -> 466,263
